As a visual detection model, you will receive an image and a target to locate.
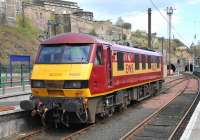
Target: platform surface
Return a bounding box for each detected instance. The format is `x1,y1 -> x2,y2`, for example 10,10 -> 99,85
0,86 -> 31,115
0,106 -> 15,112
180,100 -> 200,140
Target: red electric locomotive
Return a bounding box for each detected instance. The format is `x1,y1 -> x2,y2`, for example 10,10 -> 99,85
20,33 -> 163,127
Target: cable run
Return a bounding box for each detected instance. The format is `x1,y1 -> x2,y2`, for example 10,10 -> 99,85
149,0 -> 190,47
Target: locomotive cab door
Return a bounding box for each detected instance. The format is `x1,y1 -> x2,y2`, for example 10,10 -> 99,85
103,45 -> 112,86
90,44 -> 112,94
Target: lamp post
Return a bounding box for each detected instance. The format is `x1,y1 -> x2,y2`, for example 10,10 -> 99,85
167,6 -> 174,75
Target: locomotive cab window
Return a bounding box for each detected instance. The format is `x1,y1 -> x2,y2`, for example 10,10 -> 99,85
117,52 -> 124,71
135,54 -> 139,70
148,55 -> 151,69
142,54 -> 146,69
37,44 -> 91,64
157,56 -> 160,68
94,46 -> 103,65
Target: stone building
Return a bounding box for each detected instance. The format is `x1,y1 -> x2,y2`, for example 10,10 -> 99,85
32,0 -> 81,14
73,11 -> 93,21
0,0 -> 132,42
0,0 -> 22,25
22,0 -> 83,31
54,14 -> 131,42
0,0 -> 6,24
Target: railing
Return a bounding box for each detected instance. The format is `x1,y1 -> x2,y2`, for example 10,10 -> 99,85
0,64 -> 31,95
0,79 -> 30,95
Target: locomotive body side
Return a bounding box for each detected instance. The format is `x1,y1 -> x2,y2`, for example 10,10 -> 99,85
89,44 -> 163,96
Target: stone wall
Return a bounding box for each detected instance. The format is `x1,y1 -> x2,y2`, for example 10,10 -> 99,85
70,15 -> 94,33
24,5 -> 53,31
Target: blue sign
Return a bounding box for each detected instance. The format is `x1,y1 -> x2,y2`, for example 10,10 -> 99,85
9,55 -> 31,62
9,55 -> 31,87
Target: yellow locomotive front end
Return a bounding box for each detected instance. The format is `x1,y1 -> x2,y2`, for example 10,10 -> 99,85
31,64 -> 92,98
21,43 -> 94,127
32,43 -> 93,96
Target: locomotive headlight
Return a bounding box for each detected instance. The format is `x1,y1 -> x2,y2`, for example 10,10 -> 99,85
63,80 -> 88,89
31,80 -> 45,88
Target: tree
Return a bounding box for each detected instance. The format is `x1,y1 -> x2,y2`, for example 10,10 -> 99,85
16,15 -> 39,39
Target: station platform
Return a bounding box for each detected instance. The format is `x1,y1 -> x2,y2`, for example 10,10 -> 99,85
0,86 -> 31,115
180,101 -> 200,140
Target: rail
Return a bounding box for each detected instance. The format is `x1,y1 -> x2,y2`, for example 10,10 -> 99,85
168,75 -> 200,140
120,75 -> 192,140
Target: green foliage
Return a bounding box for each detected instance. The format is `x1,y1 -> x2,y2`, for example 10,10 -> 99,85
49,14 -> 56,21
131,30 -> 148,47
190,45 -> 200,57
16,15 -> 39,40
0,25 -> 39,64
122,34 -> 127,40
130,30 -> 185,56
173,39 -> 185,46
133,30 -> 147,38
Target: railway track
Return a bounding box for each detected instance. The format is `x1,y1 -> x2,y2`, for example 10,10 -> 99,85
163,75 -> 184,85
17,124 -> 94,140
15,75 -> 192,140
161,77 -> 187,93
120,75 -> 199,140
169,75 -> 200,140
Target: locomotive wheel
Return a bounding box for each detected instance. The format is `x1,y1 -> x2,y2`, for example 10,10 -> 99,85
106,107 -> 114,117
75,108 -> 88,123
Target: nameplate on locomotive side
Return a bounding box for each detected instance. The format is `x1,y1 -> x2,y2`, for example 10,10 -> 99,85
49,73 -> 62,76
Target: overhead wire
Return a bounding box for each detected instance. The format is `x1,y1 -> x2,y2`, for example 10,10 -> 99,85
149,0 -> 190,47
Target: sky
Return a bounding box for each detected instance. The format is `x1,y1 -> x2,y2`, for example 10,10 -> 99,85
69,0 -> 200,47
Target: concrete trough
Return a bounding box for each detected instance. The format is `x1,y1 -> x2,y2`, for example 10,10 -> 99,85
0,110 -> 41,139
0,92 -> 41,139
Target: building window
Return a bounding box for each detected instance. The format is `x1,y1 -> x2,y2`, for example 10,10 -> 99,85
94,46 -> 103,65
148,55 -> 151,69
142,54 -> 146,69
40,12 -> 42,19
157,56 -> 160,68
135,53 -> 139,70
117,52 -> 124,71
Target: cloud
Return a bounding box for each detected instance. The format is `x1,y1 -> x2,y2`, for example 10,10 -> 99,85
70,0 -> 152,18
123,10 -> 168,36
187,0 -> 200,4
68,0 -> 189,46
69,0 -> 178,36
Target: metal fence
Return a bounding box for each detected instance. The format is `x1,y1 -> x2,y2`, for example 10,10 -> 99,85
0,64 -> 32,95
